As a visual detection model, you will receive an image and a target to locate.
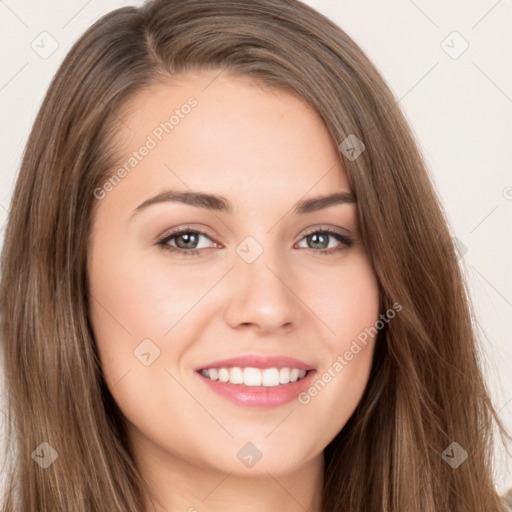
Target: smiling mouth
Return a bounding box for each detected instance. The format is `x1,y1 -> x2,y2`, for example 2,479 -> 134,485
197,366 -> 310,387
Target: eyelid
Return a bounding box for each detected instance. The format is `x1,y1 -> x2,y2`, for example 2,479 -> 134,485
155,224 -> 355,258
300,224 -> 351,237
156,224 -> 351,245
155,225 -> 220,245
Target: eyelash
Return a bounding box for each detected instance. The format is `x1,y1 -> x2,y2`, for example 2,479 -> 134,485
155,226 -> 353,256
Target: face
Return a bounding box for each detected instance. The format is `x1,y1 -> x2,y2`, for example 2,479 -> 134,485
88,71 -> 380,480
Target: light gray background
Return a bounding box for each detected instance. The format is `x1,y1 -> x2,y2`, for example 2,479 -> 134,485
1,0 -> 511,496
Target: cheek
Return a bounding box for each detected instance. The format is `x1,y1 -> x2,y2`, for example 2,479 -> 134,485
316,254 -> 380,348
88,248 -> 206,345
87,259 -> 189,433
297,254 -> 380,441
87,244 -> 220,406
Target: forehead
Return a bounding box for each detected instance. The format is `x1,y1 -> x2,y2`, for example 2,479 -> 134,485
103,71 -> 350,217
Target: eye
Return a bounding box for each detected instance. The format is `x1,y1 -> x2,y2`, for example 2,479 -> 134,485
156,227 -> 218,256
296,227 -> 353,256
155,226 -> 353,256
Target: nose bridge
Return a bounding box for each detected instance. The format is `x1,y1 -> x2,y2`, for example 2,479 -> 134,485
223,234 -> 298,331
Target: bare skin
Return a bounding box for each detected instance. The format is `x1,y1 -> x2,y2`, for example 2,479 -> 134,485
88,70 -> 380,512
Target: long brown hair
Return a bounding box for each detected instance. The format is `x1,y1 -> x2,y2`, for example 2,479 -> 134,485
1,0 -> 510,510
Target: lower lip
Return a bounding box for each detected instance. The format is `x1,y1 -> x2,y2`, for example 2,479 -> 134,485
196,370 -> 316,408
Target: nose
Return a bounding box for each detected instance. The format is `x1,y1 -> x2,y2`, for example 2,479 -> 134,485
222,249 -> 299,334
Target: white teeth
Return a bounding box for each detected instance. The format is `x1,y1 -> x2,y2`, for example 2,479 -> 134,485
262,368 -> 280,387
279,367 -> 290,384
200,366 -> 309,386
229,366 -> 244,384
218,368 -> 230,382
244,367 -> 261,386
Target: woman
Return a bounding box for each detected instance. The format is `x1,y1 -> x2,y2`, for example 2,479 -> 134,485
1,0 -> 511,510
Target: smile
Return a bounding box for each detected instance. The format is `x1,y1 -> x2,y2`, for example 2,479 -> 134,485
196,367 -> 316,408
199,366 -> 309,387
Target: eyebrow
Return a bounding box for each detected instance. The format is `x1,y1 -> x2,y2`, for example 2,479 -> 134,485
130,189 -> 356,218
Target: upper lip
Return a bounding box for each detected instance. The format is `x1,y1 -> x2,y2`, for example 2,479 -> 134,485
195,354 -> 315,371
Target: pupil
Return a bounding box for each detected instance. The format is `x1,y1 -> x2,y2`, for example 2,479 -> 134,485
310,233 -> 328,249
177,232 -> 198,249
